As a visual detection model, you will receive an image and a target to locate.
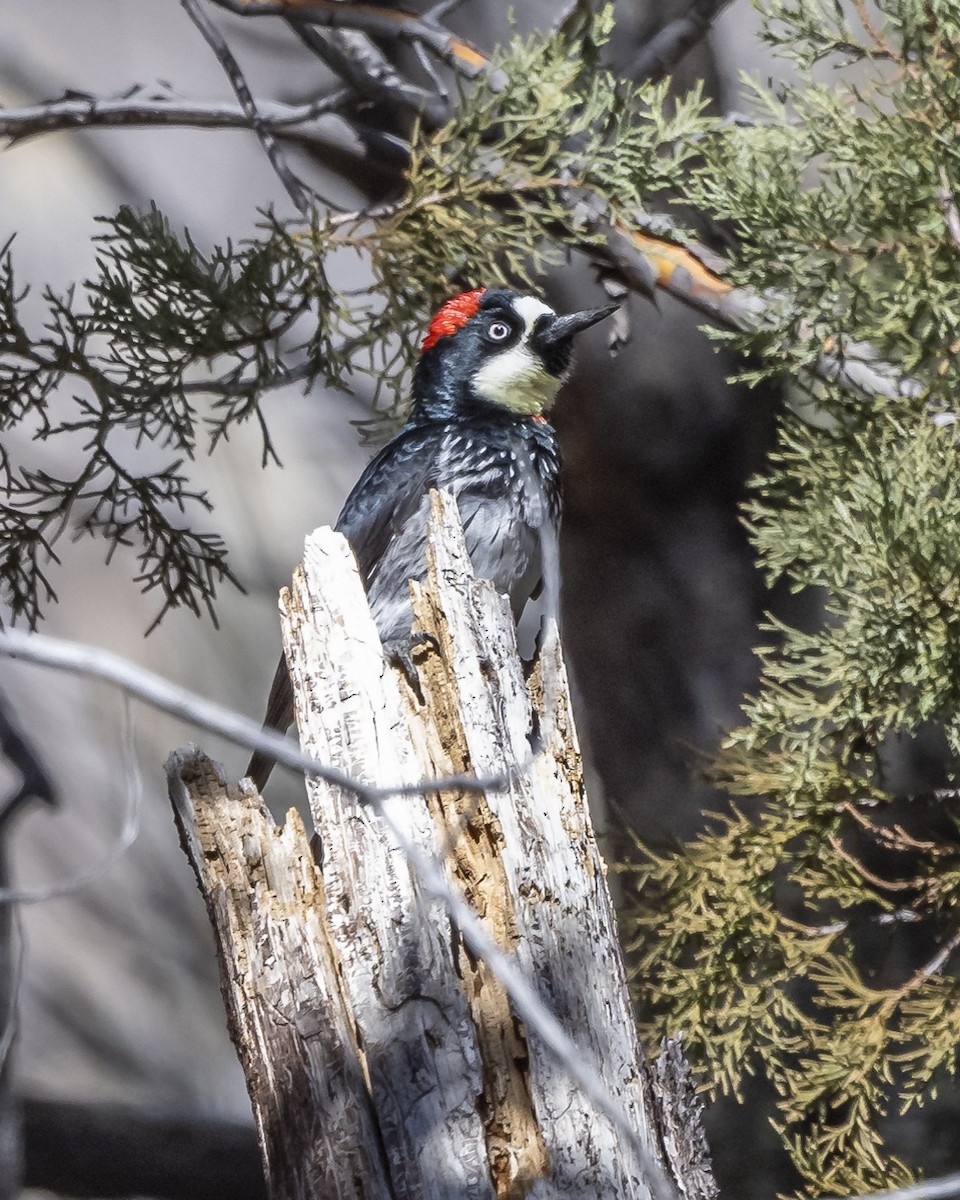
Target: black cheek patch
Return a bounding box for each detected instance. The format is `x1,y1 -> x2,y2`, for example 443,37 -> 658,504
530,313 -> 574,377
540,339 -> 573,377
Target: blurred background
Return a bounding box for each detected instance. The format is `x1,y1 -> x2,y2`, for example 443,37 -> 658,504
1,2 -> 792,1195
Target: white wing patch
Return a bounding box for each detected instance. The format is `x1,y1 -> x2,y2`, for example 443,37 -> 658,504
473,295 -> 561,416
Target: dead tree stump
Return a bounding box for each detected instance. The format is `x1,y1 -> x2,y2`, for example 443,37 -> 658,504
167,491 -> 715,1200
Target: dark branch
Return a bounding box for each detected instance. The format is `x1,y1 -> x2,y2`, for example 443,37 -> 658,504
0,86 -> 349,145
210,0 -> 493,80
0,692 -> 56,827
633,0 -> 734,84
288,19 -> 450,126
182,0 -> 311,212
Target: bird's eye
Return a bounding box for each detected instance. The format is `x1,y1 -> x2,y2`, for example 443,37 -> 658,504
487,320 -> 513,342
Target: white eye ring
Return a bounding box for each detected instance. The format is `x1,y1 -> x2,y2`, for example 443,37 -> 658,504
487,320 -> 512,342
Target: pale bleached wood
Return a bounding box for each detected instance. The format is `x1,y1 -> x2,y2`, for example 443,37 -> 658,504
166,750 -> 391,1200
169,489 -> 716,1200
280,531 -> 496,1200
409,491 -> 676,1198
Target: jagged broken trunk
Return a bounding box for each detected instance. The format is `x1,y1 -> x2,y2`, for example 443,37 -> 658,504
167,492 -> 714,1200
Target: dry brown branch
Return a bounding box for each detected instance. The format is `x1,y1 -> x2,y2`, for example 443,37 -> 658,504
851,0 -> 897,59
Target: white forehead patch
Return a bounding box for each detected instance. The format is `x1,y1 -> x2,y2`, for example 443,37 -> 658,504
472,295 -> 561,416
512,294 -> 555,333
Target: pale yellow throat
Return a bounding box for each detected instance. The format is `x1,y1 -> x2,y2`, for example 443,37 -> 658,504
472,345 -> 562,415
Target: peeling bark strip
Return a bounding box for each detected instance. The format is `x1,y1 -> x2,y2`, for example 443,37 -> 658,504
168,491 -> 716,1200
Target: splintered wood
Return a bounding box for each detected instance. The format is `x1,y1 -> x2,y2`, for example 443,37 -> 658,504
168,491 -> 715,1200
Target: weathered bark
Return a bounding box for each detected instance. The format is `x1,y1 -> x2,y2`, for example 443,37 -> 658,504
168,491 -> 715,1200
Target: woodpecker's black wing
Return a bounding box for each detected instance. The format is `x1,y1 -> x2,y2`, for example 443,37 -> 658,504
245,420 -> 446,790
332,420 -> 449,578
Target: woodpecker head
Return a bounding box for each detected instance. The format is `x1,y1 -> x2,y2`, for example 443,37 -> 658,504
412,288 -> 617,421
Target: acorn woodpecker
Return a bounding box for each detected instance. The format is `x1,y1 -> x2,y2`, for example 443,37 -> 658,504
245,287 -> 616,789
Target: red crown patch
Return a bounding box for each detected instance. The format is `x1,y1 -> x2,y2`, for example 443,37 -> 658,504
421,288 -> 486,352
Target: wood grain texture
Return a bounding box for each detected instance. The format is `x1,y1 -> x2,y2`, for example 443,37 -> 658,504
168,490 -> 716,1199
168,752 -> 390,1200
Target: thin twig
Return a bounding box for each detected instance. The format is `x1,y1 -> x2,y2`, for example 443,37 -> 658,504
182,0 -> 311,213
828,834 -> 926,894
886,926 -> 960,1009
0,86 -> 349,144
0,627 -> 531,803
842,801 -> 939,854
410,38 -> 449,108
851,0 -> 896,59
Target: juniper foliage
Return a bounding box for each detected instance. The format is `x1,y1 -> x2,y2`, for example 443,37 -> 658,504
0,10 -> 709,628
0,208 -> 341,629
624,1 -> 960,1193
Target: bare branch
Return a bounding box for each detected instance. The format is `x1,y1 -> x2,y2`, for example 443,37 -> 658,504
210,0 -> 494,80
566,192 -> 924,403
823,1173 -> 960,1200
288,19 -> 449,125
633,0 -> 735,84
0,626 -> 529,803
0,86 -> 349,145
182,0 -> 311,212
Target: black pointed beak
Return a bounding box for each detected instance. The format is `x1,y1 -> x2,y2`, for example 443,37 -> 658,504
529,303 -> 619,377
532,303 -> 619,349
